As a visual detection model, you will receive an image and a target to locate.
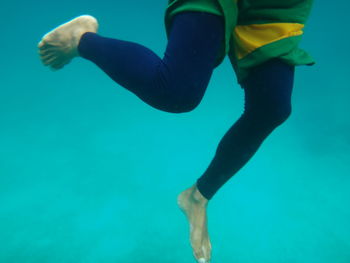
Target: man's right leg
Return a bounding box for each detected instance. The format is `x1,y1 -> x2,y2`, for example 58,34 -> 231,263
38,12 -> 224,113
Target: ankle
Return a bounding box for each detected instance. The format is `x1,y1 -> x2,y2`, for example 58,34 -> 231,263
191,184 -> 209,206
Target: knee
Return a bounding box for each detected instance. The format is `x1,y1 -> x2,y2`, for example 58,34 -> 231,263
163,85 -> 203,113
247,103 -> 292,129
272,105 -> 292,126
263,103 -> 292,127
170,96 -> 201,113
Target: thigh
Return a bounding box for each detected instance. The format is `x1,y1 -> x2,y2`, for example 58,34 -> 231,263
165,0 -> 237,67
241,58 -> 295,114
162,12 -> 224,95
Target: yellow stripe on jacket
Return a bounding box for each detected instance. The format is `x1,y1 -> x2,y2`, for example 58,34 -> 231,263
234,23 -> 305,59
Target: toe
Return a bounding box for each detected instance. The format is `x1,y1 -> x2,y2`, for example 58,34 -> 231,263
202,244 -> 211,261
39,43 -> 60,52
38,40 -> 45,48
50,58 -> 70,70
41,56 -> 59,66
39,47 -> 57,56
50,64 -> 65,71
193,244 -> 205,262
40,53 -> 57,61
49,62 -> 64,71
204,238 -> 212,251
38,37 -> 61,50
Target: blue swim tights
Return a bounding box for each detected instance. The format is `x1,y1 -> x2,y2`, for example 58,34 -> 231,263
78,11 -> 295,200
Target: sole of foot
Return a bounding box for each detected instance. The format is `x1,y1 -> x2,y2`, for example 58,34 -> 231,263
177,185 -> 211,263
38,15 -> 98,70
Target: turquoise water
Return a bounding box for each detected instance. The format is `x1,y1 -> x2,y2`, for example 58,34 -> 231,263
1,1 -> 349,262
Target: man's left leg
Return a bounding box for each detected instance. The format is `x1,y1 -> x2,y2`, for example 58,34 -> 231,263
178,58 -> 295,263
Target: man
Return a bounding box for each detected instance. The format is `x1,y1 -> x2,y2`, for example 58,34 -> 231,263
38,1 -> 314,262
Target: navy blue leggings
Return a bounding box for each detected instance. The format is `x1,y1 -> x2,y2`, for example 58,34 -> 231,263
78,12 -> 295,200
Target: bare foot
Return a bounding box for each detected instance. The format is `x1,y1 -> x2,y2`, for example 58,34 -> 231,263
38,15 -> 98,70
177,184 -> 211,263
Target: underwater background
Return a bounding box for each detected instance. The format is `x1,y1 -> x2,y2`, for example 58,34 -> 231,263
0,0 -> 349,262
